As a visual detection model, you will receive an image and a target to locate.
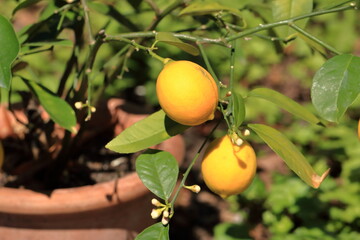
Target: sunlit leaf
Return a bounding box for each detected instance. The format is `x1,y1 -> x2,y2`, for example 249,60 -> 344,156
0,15 -> 20,89
22,78 -> 77,133
248,123 -> 329,188
272,0 -> 313,40
156,32 -> 199,56
248,88 -> 320,125
135,222 -> 169,240
311,54 -> 360,122
231,91 -> 246,129
136,150 -> 179,201
179,1 -> 242,17
106,110 -> 188,154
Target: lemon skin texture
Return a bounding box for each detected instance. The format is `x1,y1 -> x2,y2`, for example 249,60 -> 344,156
201,135 -> 257,198
156,60 -> 218,126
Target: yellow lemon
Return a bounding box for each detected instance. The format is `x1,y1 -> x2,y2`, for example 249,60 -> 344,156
156,60 -> 218,126
201,135 -> 257,198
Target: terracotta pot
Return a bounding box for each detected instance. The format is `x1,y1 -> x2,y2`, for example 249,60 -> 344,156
0,99 -> 186,240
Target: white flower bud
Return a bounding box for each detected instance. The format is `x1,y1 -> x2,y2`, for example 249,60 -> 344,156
151,208 -> 163,219
163,209 -> 169,218
74,102 -> 83,109
151,198 -> 163,207
235,138 -> 243,146
184,184 -> 201,193
161,216 -> 169,225
242,129 -> 250,136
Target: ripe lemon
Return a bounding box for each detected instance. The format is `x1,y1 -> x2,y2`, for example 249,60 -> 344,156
156,60 -> 218,126
201,135 -> 257,198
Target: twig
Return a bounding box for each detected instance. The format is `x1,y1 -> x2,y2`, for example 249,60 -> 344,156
80,0 -> 94,44
170,120 -> 222,208
288,22 -> 342,55
107,3 -> 356,50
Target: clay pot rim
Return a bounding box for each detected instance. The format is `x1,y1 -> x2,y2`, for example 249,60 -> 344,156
0,172 -> 148,215
0,134 -> 185,216
0,99 -> 186,216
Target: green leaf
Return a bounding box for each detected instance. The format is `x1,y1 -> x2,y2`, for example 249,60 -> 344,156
0,15 -> 20,89
297,31 -> 328,56
247,123 -> 329,188
179,1 -> 242,17
105,110 -> 188,154
12,0 -> 42,15
135,222 -> 169,240
231,91 -> 246,129
22,78 -> 77,133
248,88 -> 320,125
156,32 -> 199,56
272,0 -> 313,40
136,150 -> 179,201
22,39 -> 73,47
311,54 -> 360,122
87,1 -> 139,31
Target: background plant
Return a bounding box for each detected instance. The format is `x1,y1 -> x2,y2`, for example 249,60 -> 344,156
0,0 -> 360,239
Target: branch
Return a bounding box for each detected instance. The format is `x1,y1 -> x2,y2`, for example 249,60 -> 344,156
106,3 -> 356,48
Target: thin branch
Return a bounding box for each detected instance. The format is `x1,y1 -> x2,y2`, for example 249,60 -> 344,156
144,0 -> 161,16
289,22 -> 342,55
146,0 -> 185,31
105,3 -> 357,50
80,0 -> 94,44
197,43 -> 221,85
106,32 -> 228,47
170,120 -> 222,208
225,3 -> 356,42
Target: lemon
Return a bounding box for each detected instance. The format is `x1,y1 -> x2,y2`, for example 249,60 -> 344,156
201,135 -> 257,198
156,60 -> 218,126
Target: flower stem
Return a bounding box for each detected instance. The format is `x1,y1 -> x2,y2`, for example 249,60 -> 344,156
170,120 -> 221,208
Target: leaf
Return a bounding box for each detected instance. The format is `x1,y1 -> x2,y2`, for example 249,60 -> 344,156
22,78 -> 77,133
311,54 -> 360,122
136,150 -> 179,201
231,91 -> 246,129
272,0 -> 313,40
87,1 -> 139,31
0,15 -> 20,89
22,39 -> 73,47
0,141 -> 4,169
135,222 -> 169,240
179,1 -> 242,17
248,123 -> 329,188
12,0 -> 42,15
105,110 -> 188,154
248,88 -> 320,125
156,32 -> 199,56
297,31 -> 328,56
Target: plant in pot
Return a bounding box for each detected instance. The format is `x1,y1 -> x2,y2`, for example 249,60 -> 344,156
0,1 -> 187,239
1,1 -> 360,240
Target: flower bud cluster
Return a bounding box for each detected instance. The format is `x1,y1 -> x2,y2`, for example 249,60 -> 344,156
150,198 -> 172,225
74,101 -> 96,113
